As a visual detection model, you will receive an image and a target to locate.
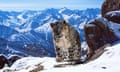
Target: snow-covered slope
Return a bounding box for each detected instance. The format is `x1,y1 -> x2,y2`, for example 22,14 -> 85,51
1,43 -> 120,72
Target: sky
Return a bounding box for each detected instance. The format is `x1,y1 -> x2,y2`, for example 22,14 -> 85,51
0,0 -> 104,11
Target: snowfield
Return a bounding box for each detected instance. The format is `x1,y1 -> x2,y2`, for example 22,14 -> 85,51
1,43 -> 120,72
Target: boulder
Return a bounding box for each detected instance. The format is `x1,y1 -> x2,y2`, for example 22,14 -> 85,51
104,11 -> 120,23
84,18 -> 118,59
29,64 -> 44,72
102,0 -> 120,17
0,54 -> 8,69
8,55 -> 21,67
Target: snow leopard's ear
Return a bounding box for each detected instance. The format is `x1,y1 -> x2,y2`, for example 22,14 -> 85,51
50,23 -> 54,28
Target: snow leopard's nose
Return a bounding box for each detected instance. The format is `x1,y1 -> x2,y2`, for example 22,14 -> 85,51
56,34 -> 62,38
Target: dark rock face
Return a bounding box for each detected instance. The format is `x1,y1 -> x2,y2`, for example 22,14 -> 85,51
84,18 -> 118,58
0,54 -> 22,68
104,11 -> 120,24
8,55 -> 21,67
84,0 -> 120,61
102,0 -> 120,17
0,55 -> 8,69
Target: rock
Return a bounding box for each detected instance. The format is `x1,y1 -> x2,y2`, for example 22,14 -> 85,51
104,11 -> 120,23
29,64 -> 44,72
102,0 -> 120,17
8,55 -> 21,67
101,66 -> 107,69
0,54 -> 8,69
84,18 -> 118,59
84,0 -> 120,62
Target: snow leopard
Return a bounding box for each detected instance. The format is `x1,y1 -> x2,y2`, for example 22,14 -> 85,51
50,20 -> 81,63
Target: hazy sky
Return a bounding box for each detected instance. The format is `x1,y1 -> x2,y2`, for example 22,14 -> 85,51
0,0 -> 104,11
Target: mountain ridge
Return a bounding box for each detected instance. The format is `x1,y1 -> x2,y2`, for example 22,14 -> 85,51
0,8 -> 100,57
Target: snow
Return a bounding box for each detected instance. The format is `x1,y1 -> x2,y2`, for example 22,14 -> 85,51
10,34 -> 18,40
71,14 -> 80,19
85,23 -> 96,28
106,10 -> 120,17
59,7 -> 67,13
79,22 -> 86,29
0,57 -> 45,72
35,23 -> 50,32
41,15 -> 52,22
1,43 -> 120,72
62,14 -> 71,20
5,45 -> 20,54
11,57 -> 43,70
41,43 -> 120,72
108,21 -> 120,38
17,14 -> 25,24
15,27 -> 31,33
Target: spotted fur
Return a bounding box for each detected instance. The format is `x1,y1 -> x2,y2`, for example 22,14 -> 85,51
50,20 -> 81,63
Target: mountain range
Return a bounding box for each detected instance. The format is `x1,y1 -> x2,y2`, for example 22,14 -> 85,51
0,8 -> 100,57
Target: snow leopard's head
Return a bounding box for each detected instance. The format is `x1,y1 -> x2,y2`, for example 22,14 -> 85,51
50,20 -> 69,38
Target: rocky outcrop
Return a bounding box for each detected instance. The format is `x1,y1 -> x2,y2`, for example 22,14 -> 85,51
84,0 -> 120,61
0,55 -> 8,69
104,11 -> 120,24
84,18 -> 118,59
29,63 -> 44,72
102,0 -> 120,17
8,55 -> 21,67
0,54 -> 22,69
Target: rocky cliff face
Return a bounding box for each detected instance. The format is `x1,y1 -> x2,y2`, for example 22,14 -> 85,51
84,18 -> 118,57
84,0 -> 120,60
102,0 -> 120,17
104,11 -> 120,24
